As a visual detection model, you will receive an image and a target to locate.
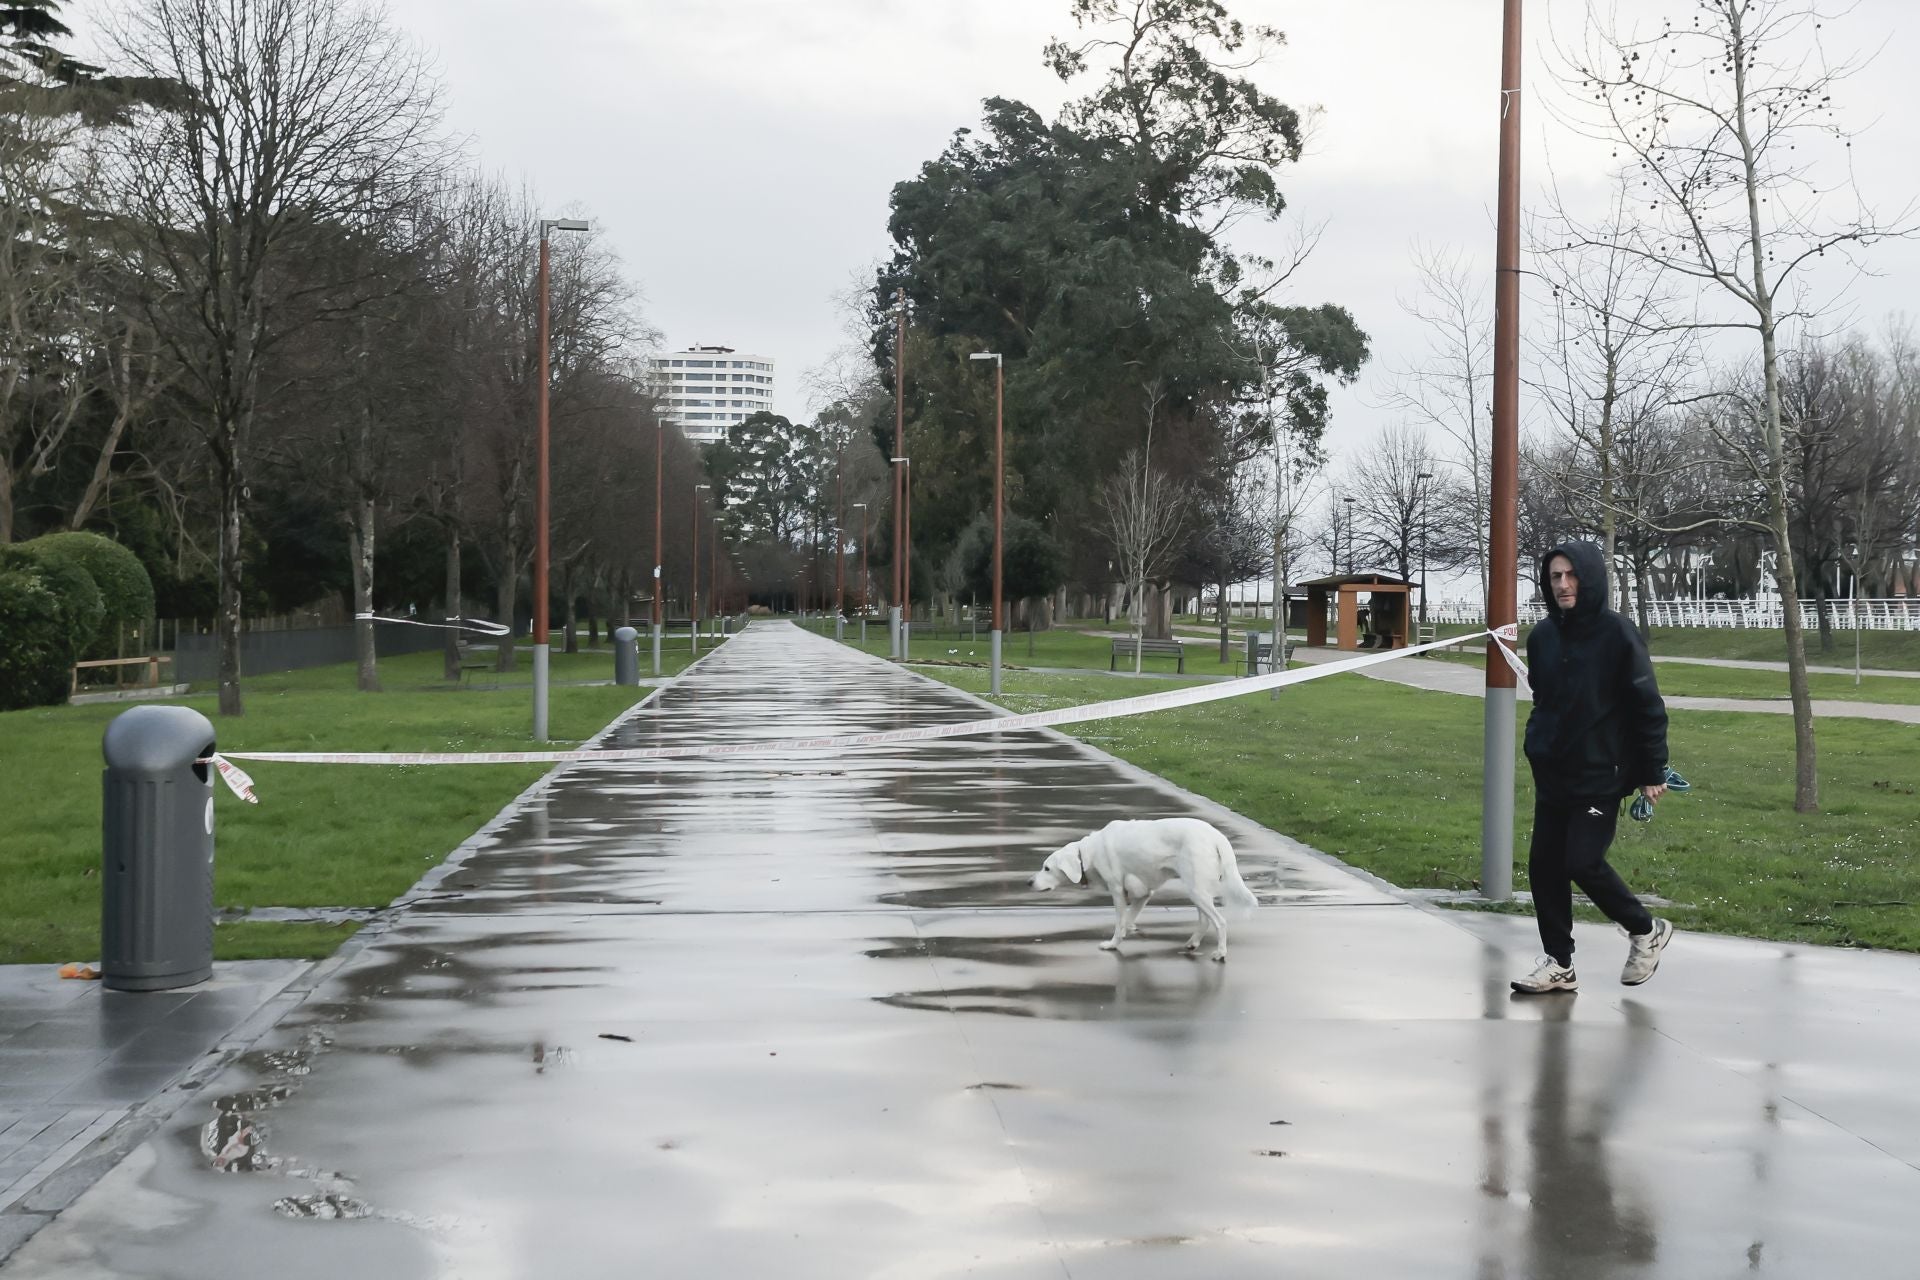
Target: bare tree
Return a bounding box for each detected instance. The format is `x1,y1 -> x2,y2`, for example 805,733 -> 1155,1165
1533,178 -> 1701,614
1348,423 -> 1445,588
1098,447 -> 1188,672
107,0 -> 442,715
1556,0 -> 1914,811
0,108 -> 84,541
1380,244 -> 1493,600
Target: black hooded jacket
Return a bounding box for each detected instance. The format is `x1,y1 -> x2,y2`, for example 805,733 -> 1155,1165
1523,541 -> 1669,800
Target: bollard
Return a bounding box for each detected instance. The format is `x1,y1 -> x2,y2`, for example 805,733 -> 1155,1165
100,705 -> 217,991
835,614 -> 845,641
613,625 -> 639,686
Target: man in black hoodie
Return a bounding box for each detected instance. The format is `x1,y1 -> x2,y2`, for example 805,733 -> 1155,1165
1512,541 -> 1674,994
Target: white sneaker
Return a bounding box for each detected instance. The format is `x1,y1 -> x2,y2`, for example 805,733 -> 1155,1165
1620,918 -> 1674,986
1511,955 -> 1578,994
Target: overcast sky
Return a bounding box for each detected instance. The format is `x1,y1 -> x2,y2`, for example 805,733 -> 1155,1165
77,0 -> 1920,459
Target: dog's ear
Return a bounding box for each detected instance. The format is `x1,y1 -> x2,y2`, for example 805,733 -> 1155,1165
1059,842 -> 1086,885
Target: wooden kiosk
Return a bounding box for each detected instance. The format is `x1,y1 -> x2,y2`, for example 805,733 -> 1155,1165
1299,573 -> 1414,651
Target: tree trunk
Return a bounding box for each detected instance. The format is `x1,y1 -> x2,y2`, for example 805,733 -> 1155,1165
346,495 -> 380,692
1762,340 -> 1818,813
1814,580 -> 1834,653
443,527 -> 461,681
495,544 -> 518,673
0,447 -> 13,543
1634,561 -> 1651,639
70,400 -> 135,533
562,564 -> 579,654
1217,567 -> 1231,664
217,444 -> 244,716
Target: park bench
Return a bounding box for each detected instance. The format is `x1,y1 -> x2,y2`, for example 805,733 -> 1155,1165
1237,634 -> 1294,676
1110,636 -> 1187,673
70,655 -> 171,697
454,641 -> 493,686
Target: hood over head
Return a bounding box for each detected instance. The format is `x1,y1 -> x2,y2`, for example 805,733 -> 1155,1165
1540,541 -> 1608,622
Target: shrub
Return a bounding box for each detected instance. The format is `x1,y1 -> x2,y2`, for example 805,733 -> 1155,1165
22,531 -> 156,658
0,547 -> 79,710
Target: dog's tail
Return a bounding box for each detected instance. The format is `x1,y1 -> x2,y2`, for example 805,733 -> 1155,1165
1214,829 -> 1260,917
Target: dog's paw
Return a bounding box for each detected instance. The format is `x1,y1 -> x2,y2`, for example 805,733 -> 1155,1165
1182,939 -> 1201,952
1098,940 -> 1121,952
1210,951 -> 1227,963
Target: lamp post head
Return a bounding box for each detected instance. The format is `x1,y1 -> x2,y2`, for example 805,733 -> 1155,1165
540,218 -> 590,238
891,456 -> 909,465
968,352 -> 1001,366
851,502 -> 867,510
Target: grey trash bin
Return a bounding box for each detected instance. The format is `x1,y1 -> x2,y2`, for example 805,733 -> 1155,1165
613,625 -> 639,686
100,705 -> 217,992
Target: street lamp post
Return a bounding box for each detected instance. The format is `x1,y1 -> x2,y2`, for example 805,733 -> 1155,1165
692,483 -> 710,658
1480,0 -> 1525,903
532,217 -> 590,743
969,352 -> 1004,694
710,513 -> 720,640
852,502 -> 869,646
892,456 -> 911,656
652,415 -> 664,677
1341,496 -> 1356,575
890,289 -> 907,659
1417,471 -> 1434,625
834,450 -> 845,642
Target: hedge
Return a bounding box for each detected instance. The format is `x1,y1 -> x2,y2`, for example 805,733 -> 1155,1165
0,547 -> 79,710
21,531 -> 157,658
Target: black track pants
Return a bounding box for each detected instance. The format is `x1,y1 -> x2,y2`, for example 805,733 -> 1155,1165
1528,792 -> 1653,967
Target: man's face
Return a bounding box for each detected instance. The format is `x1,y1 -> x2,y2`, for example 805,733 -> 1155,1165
1549,555 -> 1579,611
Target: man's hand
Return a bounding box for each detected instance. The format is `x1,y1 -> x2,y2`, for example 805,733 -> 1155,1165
1640,782 -> 1667,804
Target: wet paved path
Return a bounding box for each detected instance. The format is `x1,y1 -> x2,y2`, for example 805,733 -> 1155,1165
9,622 -> 1920,1277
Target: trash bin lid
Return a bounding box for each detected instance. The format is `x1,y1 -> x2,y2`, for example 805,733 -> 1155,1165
102,704 -> 217,771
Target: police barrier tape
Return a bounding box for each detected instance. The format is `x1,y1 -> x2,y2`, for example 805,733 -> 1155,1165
205,628 -> 1530,804
354,612 -> 512,636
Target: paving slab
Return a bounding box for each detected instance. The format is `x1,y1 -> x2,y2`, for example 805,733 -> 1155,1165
6,621 -> 1918,1278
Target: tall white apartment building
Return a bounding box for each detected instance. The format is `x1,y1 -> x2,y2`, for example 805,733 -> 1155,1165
646,345 -> 776,445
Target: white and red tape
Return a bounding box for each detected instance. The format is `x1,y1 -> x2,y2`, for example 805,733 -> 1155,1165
204,628 -> 1528,803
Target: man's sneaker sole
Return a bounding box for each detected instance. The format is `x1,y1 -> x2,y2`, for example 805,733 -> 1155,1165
1511,974 -> 1578,994
1621,919 -> 1674,986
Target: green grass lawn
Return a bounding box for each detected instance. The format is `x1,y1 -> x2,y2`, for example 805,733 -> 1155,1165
1645,625 -> 1920,670
1,643 -> 698,966
834,621 -> 1244,677
1415,628 -> 1920,704
914,665 -> 1920,952
1653,664 -> 1920,706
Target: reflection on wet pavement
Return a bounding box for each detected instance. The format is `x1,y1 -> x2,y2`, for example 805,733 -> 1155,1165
8,622 -> 1920,1279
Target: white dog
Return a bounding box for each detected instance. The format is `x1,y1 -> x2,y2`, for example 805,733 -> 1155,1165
1030,817 -> 1259,961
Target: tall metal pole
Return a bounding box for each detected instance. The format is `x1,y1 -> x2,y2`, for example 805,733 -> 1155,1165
533,228 -> 552,741
902,459 -> 913,654
834,451 -> 845,641
991,358 -> 1004,694
855,502 -> 869,646
652,419 -> 663,678
1481,0 -> 1523,903
891,288 -> 905,658
710,514 -> 719,639
692,484 -> 708,658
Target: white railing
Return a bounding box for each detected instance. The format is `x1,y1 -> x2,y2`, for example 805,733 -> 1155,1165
1510,597 -> 1920,630
1209,596 -> 1920,630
